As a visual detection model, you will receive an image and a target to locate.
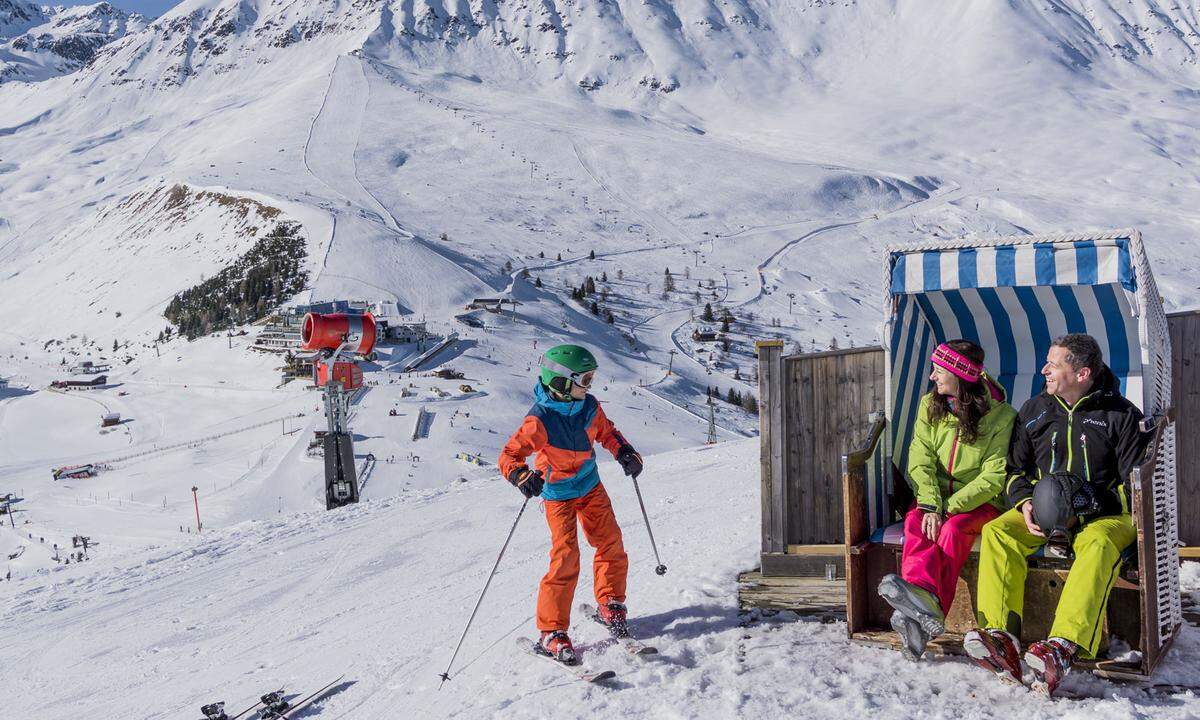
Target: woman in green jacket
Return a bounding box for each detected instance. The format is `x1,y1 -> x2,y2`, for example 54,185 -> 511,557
878,339 -> 1017,660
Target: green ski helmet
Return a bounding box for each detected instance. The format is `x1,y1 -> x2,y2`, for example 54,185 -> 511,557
539,344 -> 598,397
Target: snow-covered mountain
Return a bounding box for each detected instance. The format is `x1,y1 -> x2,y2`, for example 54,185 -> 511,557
3,3 -> 1200,716
0,1 -> 147,82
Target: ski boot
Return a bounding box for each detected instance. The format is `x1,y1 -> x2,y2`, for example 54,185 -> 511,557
596,600 -> 629,638
878,574 -> 945,638
890,610 -> 931,661
963,628 -> 1023,683
200,701 -> 227,720
538,630 -> 579,665
1024,637 -> 1075,697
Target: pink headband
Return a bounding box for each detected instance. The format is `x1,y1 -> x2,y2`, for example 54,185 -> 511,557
931,343 -> 1004,401
932,343 -> 982,382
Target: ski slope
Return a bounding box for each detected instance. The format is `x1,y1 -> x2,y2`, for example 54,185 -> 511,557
3,439 -> 1199,718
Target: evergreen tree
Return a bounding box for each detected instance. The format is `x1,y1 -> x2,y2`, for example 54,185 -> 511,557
601,271 -> 608,282
534,276 -> 543,288
664,273 -> 675,293
726,387 -> 740,405
589,301 -> 599,315
556,252 -> 562,261
742,392 -> 759,414
539,250 -> 545,258
702,303 -> 714,322
589,249 -> 596,260
605,310 -> 614,324
584,276 -> 596,295
721,316 -> 732,333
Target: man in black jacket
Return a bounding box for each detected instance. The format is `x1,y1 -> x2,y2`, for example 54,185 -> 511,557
962,334 -> 1148,696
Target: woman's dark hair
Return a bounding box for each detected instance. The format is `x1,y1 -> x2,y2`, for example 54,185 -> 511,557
927,339 -> 991,445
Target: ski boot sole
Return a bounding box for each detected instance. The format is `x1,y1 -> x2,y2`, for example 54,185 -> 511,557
890,610 -> 928,662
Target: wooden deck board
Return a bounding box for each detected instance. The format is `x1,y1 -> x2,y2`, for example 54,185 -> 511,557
737,570 -> 846,619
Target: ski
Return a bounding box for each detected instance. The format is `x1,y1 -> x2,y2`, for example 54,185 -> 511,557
515,637 -> 615,683
578,603 -> 658,656
261,676 -> 345,719
199,686 -> 284,720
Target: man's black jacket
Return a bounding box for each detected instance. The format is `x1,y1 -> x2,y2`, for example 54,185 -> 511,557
1006,365 -> 1149,517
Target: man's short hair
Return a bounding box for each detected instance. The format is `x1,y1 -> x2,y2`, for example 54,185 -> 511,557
1051,333 -> 1103,375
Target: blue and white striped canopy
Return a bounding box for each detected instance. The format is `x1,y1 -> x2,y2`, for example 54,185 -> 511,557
869,231 -> 1169,530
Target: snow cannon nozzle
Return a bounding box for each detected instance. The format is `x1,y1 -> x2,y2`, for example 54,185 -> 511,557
655,564 -> 667,576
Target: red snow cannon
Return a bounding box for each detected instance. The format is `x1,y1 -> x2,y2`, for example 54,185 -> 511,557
314,360 -> 364,391
301,312 -> 377,355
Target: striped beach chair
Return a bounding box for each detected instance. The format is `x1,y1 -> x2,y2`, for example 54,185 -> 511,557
844,229 -> 1181,679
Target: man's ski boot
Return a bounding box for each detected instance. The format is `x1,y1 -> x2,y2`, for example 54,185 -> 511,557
890,610 -> 931,661
538,630 -> 579,665
878,574 -> 945,638
963,628 -> 1023,683
1024,637 -> 1075,697
596,600 -> 629,638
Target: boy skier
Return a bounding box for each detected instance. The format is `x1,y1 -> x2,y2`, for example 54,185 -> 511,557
498,344 -> 644,665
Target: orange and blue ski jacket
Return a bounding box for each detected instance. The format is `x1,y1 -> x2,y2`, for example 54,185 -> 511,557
499,383 -> 631,501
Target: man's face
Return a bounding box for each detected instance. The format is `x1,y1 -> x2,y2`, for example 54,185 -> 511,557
1042,345 -> 1090,399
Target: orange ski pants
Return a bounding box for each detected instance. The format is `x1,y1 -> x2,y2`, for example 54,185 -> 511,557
537,483 -> 628,632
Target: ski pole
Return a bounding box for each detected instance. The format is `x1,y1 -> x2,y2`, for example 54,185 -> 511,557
438,497 -> 529,688
631,475 -> 667,575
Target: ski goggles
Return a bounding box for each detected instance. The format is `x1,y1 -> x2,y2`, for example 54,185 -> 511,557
540,354 -> 597,389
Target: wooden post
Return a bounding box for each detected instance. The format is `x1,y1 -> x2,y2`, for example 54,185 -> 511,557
757,340 -> 787,556
192,486 -> 202,534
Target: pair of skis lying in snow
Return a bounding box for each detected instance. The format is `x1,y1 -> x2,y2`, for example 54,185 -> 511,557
516,603 -> 658,683
199,676 -> 344,719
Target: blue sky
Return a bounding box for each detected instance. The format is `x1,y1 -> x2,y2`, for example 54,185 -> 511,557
68,0 -> 180,17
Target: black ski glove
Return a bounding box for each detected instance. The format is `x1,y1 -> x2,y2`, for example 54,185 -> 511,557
507,466 -> 544,499
616,445 -> 643,479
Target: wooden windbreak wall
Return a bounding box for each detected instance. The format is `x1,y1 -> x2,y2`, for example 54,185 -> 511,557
758,342 -> 886,553
1168,310 -> 1200,546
